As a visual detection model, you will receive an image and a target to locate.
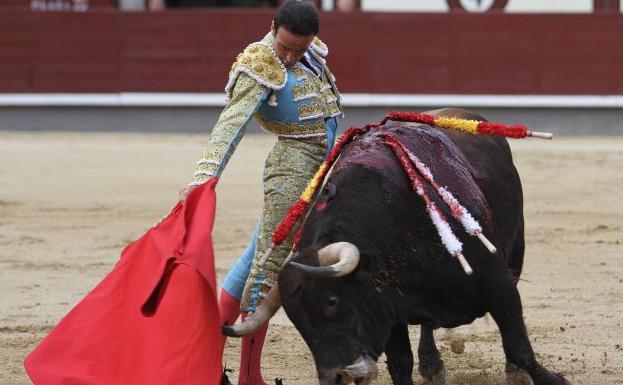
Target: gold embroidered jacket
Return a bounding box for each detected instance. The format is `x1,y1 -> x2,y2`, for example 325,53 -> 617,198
192,33 -> 342,183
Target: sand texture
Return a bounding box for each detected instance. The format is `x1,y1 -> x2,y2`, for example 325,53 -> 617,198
1,132 -> 622,385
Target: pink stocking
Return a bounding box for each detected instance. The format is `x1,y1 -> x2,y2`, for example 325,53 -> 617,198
218,289 -> 241,357
238,312 -> 270,385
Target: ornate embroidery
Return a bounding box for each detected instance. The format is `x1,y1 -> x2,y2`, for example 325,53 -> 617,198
193,74 -> 266,184
327,102 -> 342,117
240,135 -> 328,311
298,102 -> 324,121
291,66 -> 342,120
193,149 -> 222,179
225,42 -> 286,99
291,66 -> 309,81
256,113 -> 326,136
310,36 -> 328,57
197,159 -> 220,166
294,63 -> 319,79
211,33 -> 342,311
322,88 -> 338,103
292,82 -> 317,101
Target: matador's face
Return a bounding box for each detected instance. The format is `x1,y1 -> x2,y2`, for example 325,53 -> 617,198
271,25 -> 314,69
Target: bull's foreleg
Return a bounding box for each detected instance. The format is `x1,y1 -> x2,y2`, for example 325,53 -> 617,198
384,323 -> 415,385
417,326 -> 446,385
486,275 -> 571,385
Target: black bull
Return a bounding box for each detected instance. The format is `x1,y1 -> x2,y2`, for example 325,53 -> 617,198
225,108 -> 570,385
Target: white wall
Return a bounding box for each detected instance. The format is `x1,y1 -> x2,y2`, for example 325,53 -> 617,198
456,0 -> 497,13
361,0 -> 449,12
361,0 -> 598,13
505,0 -> 593,13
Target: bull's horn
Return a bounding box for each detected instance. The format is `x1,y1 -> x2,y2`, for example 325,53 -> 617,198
288,242 -> 360,277
221,284 -> 282,337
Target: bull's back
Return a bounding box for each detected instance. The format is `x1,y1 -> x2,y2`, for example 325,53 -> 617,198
332,110 -> 526,278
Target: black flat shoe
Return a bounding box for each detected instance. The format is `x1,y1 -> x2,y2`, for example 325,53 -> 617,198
220,366 -> 234,385
275,378 -> 284,385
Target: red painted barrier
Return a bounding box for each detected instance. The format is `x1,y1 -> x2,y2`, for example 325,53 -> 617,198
0,10 -> 621,94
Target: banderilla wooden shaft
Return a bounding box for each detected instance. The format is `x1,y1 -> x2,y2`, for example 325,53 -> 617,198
456,253 -> 473,275
476,232 -> 497,254
528,131 -> 553,139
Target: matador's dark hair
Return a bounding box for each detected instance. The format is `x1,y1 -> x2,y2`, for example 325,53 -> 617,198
274,0 -> 319,36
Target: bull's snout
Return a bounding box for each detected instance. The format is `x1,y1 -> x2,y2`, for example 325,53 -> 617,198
318,356 -> 377,385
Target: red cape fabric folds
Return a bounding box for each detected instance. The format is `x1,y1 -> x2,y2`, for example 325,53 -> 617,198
25,179 -> 222,385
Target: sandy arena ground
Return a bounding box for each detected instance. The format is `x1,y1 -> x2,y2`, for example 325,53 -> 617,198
1,131 -> 622,385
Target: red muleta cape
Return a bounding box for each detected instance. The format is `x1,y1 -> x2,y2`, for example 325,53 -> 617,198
25,179 -> 222,385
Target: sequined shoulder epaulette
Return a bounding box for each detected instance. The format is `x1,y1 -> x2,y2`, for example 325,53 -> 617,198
225,42 -> 287,98
310,37 -> 328,57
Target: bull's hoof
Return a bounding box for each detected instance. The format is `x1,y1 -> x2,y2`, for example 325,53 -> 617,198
536,373 -> 572,385
505,363 -> 572,385
505,363 -> 533,385
422,363 -> 446,385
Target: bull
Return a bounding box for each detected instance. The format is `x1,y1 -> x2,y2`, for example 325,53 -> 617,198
224,108 -> 570,385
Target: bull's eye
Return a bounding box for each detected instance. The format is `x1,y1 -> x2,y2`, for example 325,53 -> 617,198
324,295 -> 339,318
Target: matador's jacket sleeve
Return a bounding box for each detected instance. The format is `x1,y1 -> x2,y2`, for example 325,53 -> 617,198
192,74 -> 267,184
192,42 -> 287,184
